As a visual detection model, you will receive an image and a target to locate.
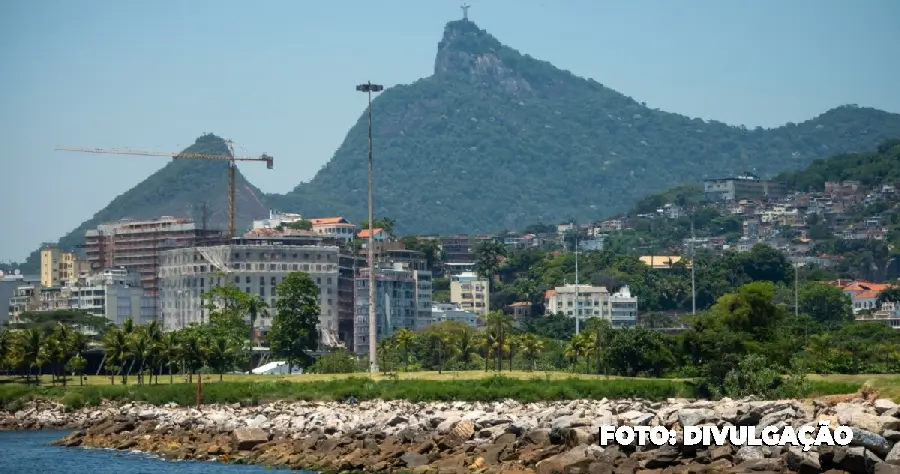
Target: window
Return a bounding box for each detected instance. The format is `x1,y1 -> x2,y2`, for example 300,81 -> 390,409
259,276 -> 265,286
260,287 -> 265,297
326,277 -> 332,285
245,276 -> 251,284
271,277 -> 277,286
245,287 -> 251,294
234,276 -> 240,284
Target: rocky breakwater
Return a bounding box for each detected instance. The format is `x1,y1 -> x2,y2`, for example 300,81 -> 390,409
9,396 -> 900,474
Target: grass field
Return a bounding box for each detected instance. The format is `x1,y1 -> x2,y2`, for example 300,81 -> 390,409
6,370 -> 683,386
0,371 -> 880,410
808,374 -> 900,400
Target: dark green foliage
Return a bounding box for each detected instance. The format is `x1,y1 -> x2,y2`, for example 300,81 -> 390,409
777,139 -> 900,192
20,134 -> 269,272
269,21 -> 900,236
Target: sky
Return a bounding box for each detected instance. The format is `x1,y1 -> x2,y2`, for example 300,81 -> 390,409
1,0 -> 898,262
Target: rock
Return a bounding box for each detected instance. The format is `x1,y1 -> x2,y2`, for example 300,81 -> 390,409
536,445 -> 604,474
832,446 -> 882,474
876,399 -> 899,415
735,445 -> 765,463
400,452 -> 429,468
850,427 -> 894,458
784,446 -> 821,474
644,445 -> 679,468
233,427 -> 268,451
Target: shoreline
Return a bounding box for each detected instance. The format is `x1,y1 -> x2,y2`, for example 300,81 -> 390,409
5,396 -> 900,474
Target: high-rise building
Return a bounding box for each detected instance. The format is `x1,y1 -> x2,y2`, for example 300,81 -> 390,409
82,216 -> 225,318
156,229 -> 356,348
353,262 -> 432,355
40,245 -> 88,287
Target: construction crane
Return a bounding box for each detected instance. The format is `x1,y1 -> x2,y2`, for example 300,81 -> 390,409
55,140 -> 274,238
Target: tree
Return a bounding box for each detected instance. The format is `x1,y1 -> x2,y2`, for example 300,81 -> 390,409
474,240 -> 509,307
393,328 -> 415,371
285,219 -> 313,231
270,272 -> 320,372
519,333 -> 544,370
485,311 -> 514,372
799,282 -> 853,329
203,283 -> 251,344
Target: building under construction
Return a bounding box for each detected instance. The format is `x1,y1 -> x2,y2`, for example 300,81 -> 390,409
82,216 -> 225,319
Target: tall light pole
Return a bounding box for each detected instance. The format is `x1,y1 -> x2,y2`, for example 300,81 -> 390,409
573,223 -> 581,335
690,219 -> 696,316
357,81 -> 384,373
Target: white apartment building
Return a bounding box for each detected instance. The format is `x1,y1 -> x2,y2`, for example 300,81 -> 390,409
430,302 -> 478,328
450,271 -> 490,316
354,262 -> 432,354
157,231 -> 349,347
67,268 -> 149,325
544,284 -> 638,328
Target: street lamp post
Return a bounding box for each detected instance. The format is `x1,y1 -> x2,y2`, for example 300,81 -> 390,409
356,81 -> 384,373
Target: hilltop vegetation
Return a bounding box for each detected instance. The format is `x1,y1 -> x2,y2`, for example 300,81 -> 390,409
271,20 -> 900,235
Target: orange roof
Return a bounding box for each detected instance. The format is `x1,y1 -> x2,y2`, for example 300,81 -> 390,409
357,228 -> 384,238
309,217 -> 347,225
545,289 -> 557,299
509,301 -> 531,307
855,290 -> 879,299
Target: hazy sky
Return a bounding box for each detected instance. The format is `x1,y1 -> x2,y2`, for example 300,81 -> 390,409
2,0 -> 898,262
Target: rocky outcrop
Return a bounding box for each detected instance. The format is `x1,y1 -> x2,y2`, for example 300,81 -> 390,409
5,396 -> 900,474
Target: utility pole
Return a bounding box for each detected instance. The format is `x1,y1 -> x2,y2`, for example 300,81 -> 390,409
574,223 -> 581,335
794,260 -> 800,317
357,81 -> 384,374
690,219 -> 696,315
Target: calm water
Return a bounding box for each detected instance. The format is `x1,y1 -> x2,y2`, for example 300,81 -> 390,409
0,430 -> 314,473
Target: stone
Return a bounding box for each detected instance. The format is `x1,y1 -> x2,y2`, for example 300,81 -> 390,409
233,427 -> 268,451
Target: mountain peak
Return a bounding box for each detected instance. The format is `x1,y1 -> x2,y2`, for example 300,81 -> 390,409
434,20 -> 532,93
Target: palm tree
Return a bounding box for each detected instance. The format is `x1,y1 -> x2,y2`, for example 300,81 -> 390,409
474,241 -> 508,305
129,330 -> 149,385
428,327 -> 455,374
506,334 -> 522,371
485,311 -> 515,372
142,321 -> 163,384
162,332 -> 181,383
376,338 -> 394,374
453,326 -> 479,369
479,331 -> 498,372
17,329 -> 45,382
586,318 -> 613,375
102,327 -> 130,384
246,296 -> 268,373
204,334 -> 239,381
393,328 -> 415,371
519,333 -> 544,371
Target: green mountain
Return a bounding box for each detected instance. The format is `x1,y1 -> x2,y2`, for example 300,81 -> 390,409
21,134 -> 268,270
269,19 -> 900,234
23,20 -> 900,271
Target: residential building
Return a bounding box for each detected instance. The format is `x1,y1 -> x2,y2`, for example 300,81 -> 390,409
83,216 -> 225,317
430,303 -> 478,328
1,270 -> 27,324
357,227 -> 387,244
544,283 -> 639,328
354,262 -> 432,355
40,245 -> 88,287
703,174 -> 787,202
828,279 -> 893,313
252,210 -> 304,230
609,285 -> 638,328
856,302 -> 900,329
450,271 -> 490,316
440,234 -> 483,263
156,229 -> 354,348
444,262 -> 476,275
66,268 -> 149,325
310,216 -> 356,243
639,255 -> 686,270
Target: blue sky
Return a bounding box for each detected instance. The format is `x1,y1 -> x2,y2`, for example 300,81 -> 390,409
1,0 -> 898,262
